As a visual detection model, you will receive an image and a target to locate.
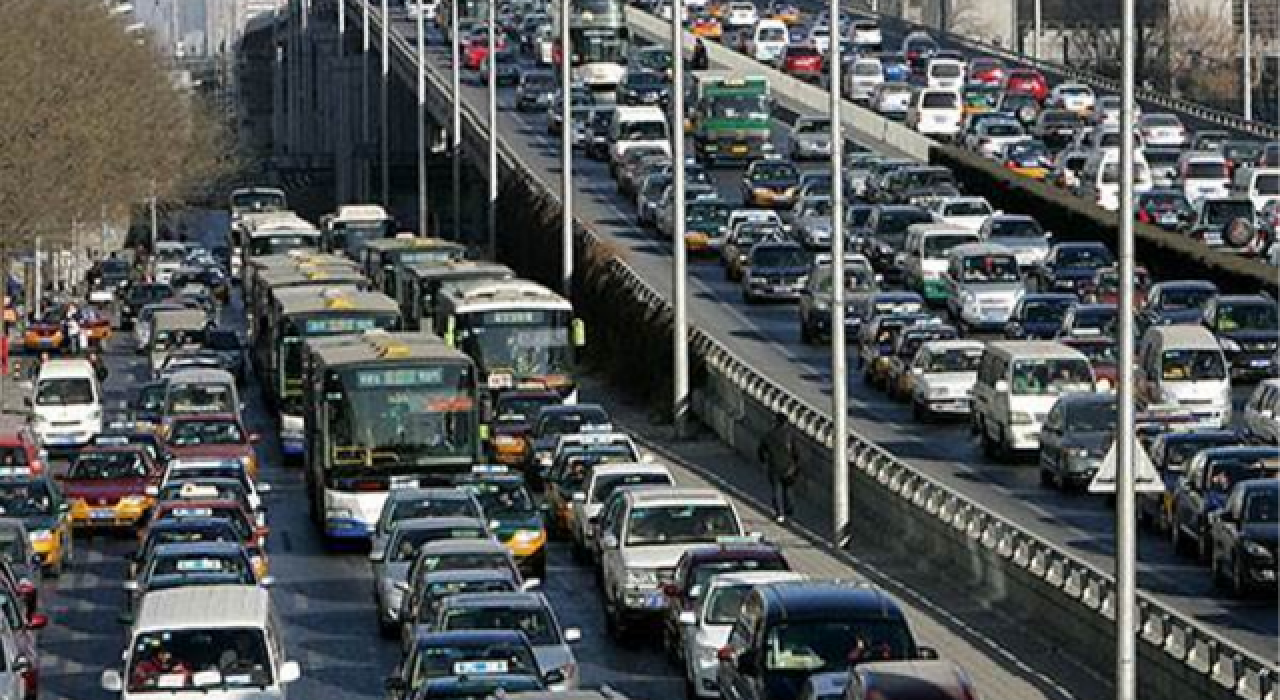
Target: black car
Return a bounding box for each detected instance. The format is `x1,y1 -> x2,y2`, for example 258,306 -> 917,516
1139,430 -> 1241,532
616,70 -> 669,107
1137,280 -> 1219,333
859,205 -> 933,281
1028,242 -> 1114,296
493,47 -> 521,87
742,241 -> 809,304
1003,293 -> 1075,340
515,70 -> 556,112
205,329 -> 247,384
119,282 -> 174,330
1201,295 -> 1279,380
1208,478 -> 1278,597
1031,109 -> 1084,151
583,107 -> 616,161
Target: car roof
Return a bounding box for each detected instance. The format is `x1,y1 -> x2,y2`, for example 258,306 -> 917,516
626,488 -> 732,507
757,580 -> 906,619
438,591 -> 548,611
135,585 -> 269,633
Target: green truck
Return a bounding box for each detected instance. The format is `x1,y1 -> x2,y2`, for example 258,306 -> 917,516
690,74 -> 772,165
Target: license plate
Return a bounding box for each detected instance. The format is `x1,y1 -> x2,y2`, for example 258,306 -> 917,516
47,435 -> 77,445
932,115 -> 948,123
732,145 -> 747,154
644,593 -> 666,608
772,286 -> 792,294
1251,359 -> 1271,367
1158,214 -> 1177,225
91,509 -> 114,519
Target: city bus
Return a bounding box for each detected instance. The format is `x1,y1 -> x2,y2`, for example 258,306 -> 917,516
302,331 -> 479,540
359,236 -> 470,300
247,264 -> 369,346
319,204 -> 395,258
228,187 -> 288,283
400,260 -> 514,332
434,279 -> 586,403
550,0 -> 629,94
260,289 -> 402,460
239,213 -> 322,300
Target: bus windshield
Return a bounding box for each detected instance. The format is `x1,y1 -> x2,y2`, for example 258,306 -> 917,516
249,233 -> 319,256
279,313 -> 401,410
335,220 -> 393,256
457,310 -> 574,378
326,365 -> 478,470
570,27 -> 628,64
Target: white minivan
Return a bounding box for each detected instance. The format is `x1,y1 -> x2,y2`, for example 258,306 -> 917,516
1137,325 -> 1232,429
746,19 -> 789,63
906,88 -> 962,140
902,224 -> 980,304
609,106 -> 670,176
925,57 -> 965,91
972,341 -> 1096,458
102,586 -> 301,700
1230,165 -> 1280,212
844,57 -> 884,104
30,358 -> 102,450
1078,149 -> 1152,211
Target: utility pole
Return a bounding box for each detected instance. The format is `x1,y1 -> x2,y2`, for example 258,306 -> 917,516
829,0 -> 848,546
1243,0 -> 1253,121
380,0 -> 390,207
487,0 -> 498,258
451,0 -> 462,242
560,0 -> 573,298
671,0 -> 688,437
363,0 -> 371,197
1033,0 -> 1041,60
33,237 -> 42,320
417,0 -> 430,236
1115,0 -> 1138,697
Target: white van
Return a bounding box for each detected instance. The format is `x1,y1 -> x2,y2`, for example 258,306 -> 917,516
163,369 -> 243,421
902,224 -> 980,304
102,586 -> 301,699
925,57 -> 965,91
30,358 -> 102,449
1176,152 -> 1230,203
1229,165 -> 1280,212
973,341 -> 1096,458
844,57 -> 884,104
1078,149 -> 1152,211
608,106 -> 670,175
1137,325 -> 1231,429
906,88 -> 962,140
942,243 -> 1024,334
746,19 -> 788,63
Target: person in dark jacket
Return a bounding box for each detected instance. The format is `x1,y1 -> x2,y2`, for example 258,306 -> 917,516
758,411 -> 798,523
692,39 -> 709,70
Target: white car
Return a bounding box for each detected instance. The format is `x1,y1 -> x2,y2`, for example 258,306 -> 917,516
968,118 -> 1026,160
942,243 -> 1025,334
1177,153 -> 1230,203
1138,113 -> 1188,148
1093,95 -> 1142,126
844,57 -> 883,103
907,339 -> 985,421
906,88 -> 962,139
745,19 -> 788,63
1243,378 -> 1280,444
405,0 -> 439,19
568,463 -> 674,559
929,196 -> 997,231
850,19 -> 882,49
679,571 -> 806,698
723,1 -> 758,28
1048,83 -> 1095,114
925,58 -> 965,91
807,23 -> 831,54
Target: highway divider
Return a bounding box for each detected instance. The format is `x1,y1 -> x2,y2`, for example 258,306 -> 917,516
360,3 -> 1279,698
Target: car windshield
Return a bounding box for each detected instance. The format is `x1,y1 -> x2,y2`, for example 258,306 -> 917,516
387,498 -> 479,530
1255,173 -> 1280,194
0,481 -> 53,517
1023,298 -> 1073,322
535,408 -> 610,436
752,247 -> 808,268
688,202 -> 731,225
816,268 -> 875,293
591,472 -> 671,503
465,480 -> 536,516
795,120 -> 830,135
625,504 -> 739,545
931,62 -> 961,77
1216,302 -> 1279,332
524,74 -> 554,89
961,255 -> 1019,283
35,377 -> 94,406
751,163 -> 799,182
1057,246 -> 1113,268
855,62 -> 881,76
623,121 -> 667,141
169,420 -> 244,446
1010,358 -> 1094,395
690,558 -> 786,593
1068,341 -> 1118,365
927,348 -> 982,372
987,122 -> 1022,137
441,606 -> 559,645
391,527 -> 489,562
705,584 -> 753,625
922,233 -> 976,257
986,218 -> 1042,239
127,628 -> 273,692
1244,489 -> 1278,523
764,620 -> 915,672
1072,307 -> 1117,333
1159,287 -> 1215,310
759,27 -> 786,41
944,200 -> 990,217
1067,402 -> 1117,433
1161,349 -> 1227,381
69,452 -> 147,479
921,92 -> 957,108
419,551 -> 512,574
1185,162 -> 1226,179
167,385 -> 235,415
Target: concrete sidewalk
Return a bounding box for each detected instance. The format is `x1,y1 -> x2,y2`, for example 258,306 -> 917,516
582,374 -> 1106,700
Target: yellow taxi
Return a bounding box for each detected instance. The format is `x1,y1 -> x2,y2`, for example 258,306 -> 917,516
690,14 -> 723,40
0,446 -> 75,576
767,1 -> 800,24
453,466 -> 549,579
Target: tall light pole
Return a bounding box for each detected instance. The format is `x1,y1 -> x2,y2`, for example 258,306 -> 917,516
380,0 -> 391,207
1115,0 -> 1138,697
1033,0 -> 1041,60
1243,0 -> 1253,121
560,0 -> 573,298
337,0 -> 348,204
829,4 -> 848,545
451,0 -> 462,241
487,0 -> 498,257
417,1 -> 430,236
671,0 -> 689,437
363,0 -> 371,152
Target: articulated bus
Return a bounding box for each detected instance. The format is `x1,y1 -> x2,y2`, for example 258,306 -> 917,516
399,261 -> 514,332
359,236 -> 470,301
550,0 -> 629,94
434,279 -> 586,403
303,331 -> 479,540
319,204 -> 396,258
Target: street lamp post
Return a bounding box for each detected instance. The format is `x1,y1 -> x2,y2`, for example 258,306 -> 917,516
418,0 -> 430,236
560,0 -> 573,297
487,0 -> 498,257
451,0 -> 462,241
830,0 -> 848,546
363,0 -> 370,150
671,0 -> 688,437
1243,0 -> 1253,121
380,0 -> 390,207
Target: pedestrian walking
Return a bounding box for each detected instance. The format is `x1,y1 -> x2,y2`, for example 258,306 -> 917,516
64,305 -> 82,355
758,411 -> 798,523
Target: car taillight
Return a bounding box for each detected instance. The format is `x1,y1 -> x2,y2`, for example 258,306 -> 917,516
1138,209 -> 1150,223
16,580 -> 34,597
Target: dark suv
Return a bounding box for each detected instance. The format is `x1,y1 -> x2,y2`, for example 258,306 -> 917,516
1201,295 -> 1279,380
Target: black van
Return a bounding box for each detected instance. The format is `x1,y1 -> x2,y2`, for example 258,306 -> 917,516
717,581 -> 934,700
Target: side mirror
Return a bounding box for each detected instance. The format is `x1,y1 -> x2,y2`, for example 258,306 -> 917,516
571,318 -> 586,347
279,660 -> 301,684
26,613 -> 48,630
994,379 -> 1010,393
679,610 -> 698,625
101,670 -> 124,693
564,627 -> 582,643
571,492 -> 586,503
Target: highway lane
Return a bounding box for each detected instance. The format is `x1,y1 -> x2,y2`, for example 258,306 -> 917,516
382,9 -> 1279,658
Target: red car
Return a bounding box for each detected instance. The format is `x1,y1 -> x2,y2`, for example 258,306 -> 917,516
57,446 -> 160,529
1003,69 -> 1049,102
162,413 -> 260,477
0,432 -> 46,474
1060,336 -> 1118,391
463,33 -> 508,71
779,44 -> 823,82
1081,265 -> 1151,307
967,57 -> 1005,87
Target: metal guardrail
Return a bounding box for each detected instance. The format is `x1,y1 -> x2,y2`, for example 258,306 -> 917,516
845,3 -> 1280,140
354,4 -> 1278,698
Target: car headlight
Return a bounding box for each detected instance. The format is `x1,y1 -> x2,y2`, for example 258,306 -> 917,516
1075,448 -> 1091,458
29,529 -> 53,544
626,568 -> 658,586
813,300 -> 830,311
1243,541 -> 1272,559
1219,337 -> 1242,353
241,454 -> 254,468
1011,411 -> 1034,425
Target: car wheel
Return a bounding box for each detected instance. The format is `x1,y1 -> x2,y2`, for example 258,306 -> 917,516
912,399 -> 927,422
